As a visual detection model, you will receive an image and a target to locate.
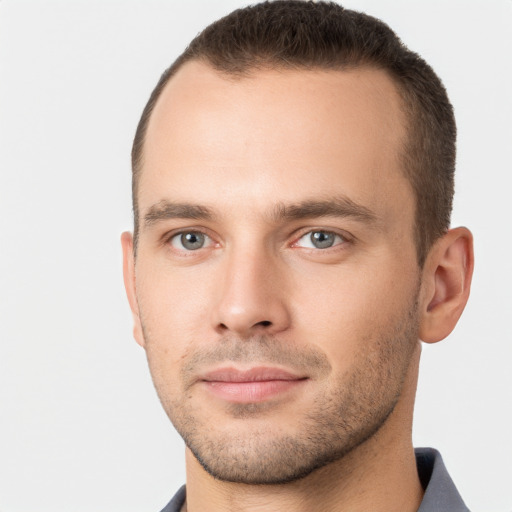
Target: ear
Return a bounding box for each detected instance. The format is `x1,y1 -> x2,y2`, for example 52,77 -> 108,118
419,227 -> 474,343
121,232 -> 146,348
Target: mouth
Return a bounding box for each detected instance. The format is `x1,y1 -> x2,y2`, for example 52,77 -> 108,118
199,366 -> 309,403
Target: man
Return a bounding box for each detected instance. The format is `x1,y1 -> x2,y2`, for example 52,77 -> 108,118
121,1 -> 474,511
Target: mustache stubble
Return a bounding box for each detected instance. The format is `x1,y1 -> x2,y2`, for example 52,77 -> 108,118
179,335 -> 333,390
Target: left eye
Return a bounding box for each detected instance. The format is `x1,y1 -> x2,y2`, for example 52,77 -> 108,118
170,231 -> 213,251
295,230 -> 345,249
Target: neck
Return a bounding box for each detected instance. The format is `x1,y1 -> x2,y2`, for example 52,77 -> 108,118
184,347 -> 423,512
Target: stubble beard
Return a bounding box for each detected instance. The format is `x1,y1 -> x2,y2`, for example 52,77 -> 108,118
143,299 -> 420,485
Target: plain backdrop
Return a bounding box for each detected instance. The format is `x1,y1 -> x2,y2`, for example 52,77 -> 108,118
0,1 -> 511,511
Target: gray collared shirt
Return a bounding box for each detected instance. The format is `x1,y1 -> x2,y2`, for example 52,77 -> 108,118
416,447 -> 470,511
160,447 -> 469,511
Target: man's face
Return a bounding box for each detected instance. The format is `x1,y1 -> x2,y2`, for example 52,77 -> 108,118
126,62 -> 422,483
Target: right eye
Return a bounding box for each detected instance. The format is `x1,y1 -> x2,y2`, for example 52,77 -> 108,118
169,231 -> 213,251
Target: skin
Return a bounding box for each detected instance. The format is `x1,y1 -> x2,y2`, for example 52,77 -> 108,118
122,61 -> 473,512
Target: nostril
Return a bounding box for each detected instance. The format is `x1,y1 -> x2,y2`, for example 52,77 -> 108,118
258,320 -> 272,327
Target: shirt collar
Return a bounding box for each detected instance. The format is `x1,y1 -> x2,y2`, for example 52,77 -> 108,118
416,447 -> 470,512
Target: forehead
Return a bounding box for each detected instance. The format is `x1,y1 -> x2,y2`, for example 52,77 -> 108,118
139,61 -> 412,223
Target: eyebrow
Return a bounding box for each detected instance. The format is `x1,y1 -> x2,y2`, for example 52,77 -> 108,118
142,196 -> 378,229
143,200 -> 215,227
271,197 -> 378,224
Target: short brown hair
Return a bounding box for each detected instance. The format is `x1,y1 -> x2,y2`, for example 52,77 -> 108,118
132,0 -> 456,266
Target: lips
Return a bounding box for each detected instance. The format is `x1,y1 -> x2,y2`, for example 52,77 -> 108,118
203,367 -> 303,383
200,366 -> 307,403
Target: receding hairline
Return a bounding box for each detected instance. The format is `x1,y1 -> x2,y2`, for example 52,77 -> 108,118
134,58 -> 412,178
131,1 -> 456,267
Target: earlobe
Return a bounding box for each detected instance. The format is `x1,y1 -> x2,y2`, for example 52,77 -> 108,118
419,227 -> 474,344
121,231 -> 146,348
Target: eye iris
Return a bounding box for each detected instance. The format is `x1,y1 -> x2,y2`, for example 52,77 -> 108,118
181,232 -> 205,250
311,231 -> 335,249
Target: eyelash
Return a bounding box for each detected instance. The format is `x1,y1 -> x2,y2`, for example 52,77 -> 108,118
291,229 -> 350,251
164,227 -> 352,254
165,230 -> 217,253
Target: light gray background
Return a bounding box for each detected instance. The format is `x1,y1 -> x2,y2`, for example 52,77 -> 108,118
0,1 -> 510,511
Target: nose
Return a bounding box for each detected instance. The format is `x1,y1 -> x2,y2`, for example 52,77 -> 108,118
211,245 -> 291,338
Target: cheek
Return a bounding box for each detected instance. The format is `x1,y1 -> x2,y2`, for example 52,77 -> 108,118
291,258 -> 419,362
136,265 -> 215,366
